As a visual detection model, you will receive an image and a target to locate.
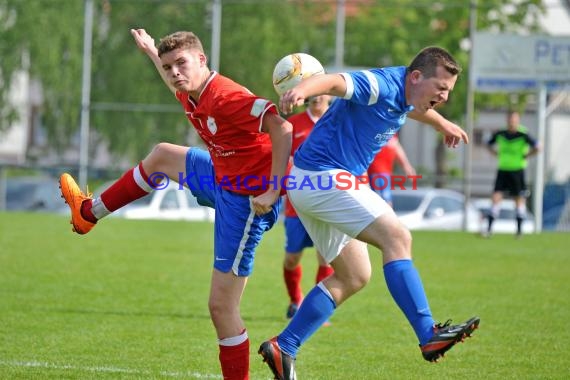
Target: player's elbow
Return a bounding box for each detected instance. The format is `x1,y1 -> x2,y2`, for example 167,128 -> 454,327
282,120 -> 293,134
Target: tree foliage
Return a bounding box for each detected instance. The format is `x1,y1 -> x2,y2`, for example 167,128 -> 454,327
0,0 -> 84,151
343,0 -> 544,122
0,0 -> 546,165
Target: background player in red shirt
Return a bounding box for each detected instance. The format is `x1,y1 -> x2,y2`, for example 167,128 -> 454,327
282,95 -> 334,321
367,135 -> 416,207
59,29 -> 292,380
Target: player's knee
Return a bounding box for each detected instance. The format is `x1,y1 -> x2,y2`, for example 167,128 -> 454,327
146,142 -> 174,169
386,223 -> 412,259
144,143 -> 165,170
346,270 -> 371,295
207,298 -> 219,317
208,303 -> 238,331
390,219 -> 411,242
208,297 -> 231,322
284,253 -> 302,269
150,142 -> 170,156
400,226 -> 412,251
337,265 -> 371,295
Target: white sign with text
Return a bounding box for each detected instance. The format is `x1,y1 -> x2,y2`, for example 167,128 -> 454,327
471,32 -> 570,92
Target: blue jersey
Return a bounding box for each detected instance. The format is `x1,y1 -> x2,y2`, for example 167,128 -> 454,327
294,66 -> 414,175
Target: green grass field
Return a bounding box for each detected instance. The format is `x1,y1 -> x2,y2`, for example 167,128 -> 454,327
1,212 -> 569,379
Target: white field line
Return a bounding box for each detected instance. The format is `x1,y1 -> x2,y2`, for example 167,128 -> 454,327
0,360 -> 222,379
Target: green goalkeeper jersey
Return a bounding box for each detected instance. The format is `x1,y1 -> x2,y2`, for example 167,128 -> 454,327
487,128 -> 538,171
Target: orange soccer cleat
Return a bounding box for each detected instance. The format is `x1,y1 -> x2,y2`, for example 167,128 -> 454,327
59,173 -> 96,235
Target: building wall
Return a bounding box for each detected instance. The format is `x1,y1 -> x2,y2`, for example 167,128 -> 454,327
0,70 -> 30,164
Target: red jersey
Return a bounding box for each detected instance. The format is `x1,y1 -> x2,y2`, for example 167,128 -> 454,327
288,110 -> 317,154
368,135 -> 398,174
285,110 -> 318,217
176,72 -> 278,196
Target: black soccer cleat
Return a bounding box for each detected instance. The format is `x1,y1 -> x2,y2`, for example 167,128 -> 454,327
286,303 -> 299,319
420,316 -> 480,362
258,337 -> 297,380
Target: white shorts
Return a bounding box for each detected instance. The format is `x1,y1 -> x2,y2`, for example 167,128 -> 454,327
287,165 -> 391,263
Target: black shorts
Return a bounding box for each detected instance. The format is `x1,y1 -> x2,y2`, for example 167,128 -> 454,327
493,169 -> 527,197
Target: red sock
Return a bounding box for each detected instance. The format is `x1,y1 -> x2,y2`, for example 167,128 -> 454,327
219,337 -> 249,380
99,162 -> 151,213
80,200 -> 97,223
316,265 -> 334,284
284,265 -> 303,305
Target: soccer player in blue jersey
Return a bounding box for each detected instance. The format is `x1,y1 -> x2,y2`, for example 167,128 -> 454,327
259,47 -> 480,379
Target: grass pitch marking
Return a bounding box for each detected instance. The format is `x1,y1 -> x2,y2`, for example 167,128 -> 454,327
0,360 -> 222,379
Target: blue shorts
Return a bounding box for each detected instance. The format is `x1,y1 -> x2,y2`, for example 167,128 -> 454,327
284,216 -> 313,253
185,148 -> 281,276
369,172 -> 392,203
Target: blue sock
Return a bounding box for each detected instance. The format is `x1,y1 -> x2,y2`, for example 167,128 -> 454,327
277,283 -> 336,358
383,259 -> 435,345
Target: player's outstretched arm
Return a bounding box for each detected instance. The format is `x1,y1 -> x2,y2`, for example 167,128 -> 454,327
279,74 -> 346,114
130,28 -> 176,95
409,108 -> 468,148
252,113 -> 293,215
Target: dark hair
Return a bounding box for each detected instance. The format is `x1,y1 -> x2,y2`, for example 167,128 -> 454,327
407,46 -> 461,78
157,31 -> 204,57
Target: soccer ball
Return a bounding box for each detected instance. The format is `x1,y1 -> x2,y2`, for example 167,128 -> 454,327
272,53 -> 325,96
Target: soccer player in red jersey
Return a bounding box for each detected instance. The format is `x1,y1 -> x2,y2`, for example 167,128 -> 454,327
282,95 -> 334,321
367,134 -> 416,207
59,29 -> 292,380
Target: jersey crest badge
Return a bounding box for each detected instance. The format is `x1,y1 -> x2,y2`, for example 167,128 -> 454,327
207,116 -> 218,135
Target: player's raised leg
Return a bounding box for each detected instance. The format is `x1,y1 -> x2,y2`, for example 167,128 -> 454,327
357,211 -> 480,362
59,142 -> 188,234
